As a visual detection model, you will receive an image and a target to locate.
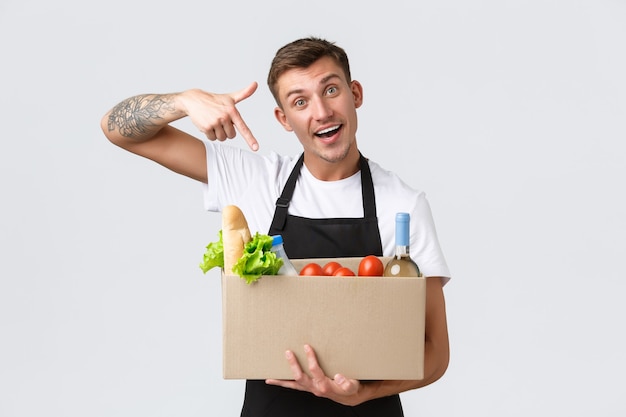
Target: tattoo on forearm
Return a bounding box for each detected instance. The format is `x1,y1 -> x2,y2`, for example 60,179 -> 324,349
107,94 -> 175,137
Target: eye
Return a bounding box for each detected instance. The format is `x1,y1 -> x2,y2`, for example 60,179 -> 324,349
295,98 -> 306,107
326,86 -> 338,95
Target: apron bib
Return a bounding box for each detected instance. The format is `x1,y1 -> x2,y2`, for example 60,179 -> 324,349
240,154 -> 403,417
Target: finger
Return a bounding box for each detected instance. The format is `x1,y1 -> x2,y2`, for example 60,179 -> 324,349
230,81 -> 258,104
211,126 -> 229,141
265,378 -> 301,392
205,129 -> 216,141
228,82 -> 259,151
285,350 -> 307,381
333,374 -> 359,395
303,344 -> 326,379
223,121 -> 237,139
231,110 -> 259,151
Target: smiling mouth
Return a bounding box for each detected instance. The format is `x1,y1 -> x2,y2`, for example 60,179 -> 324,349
315,125 -> 342,138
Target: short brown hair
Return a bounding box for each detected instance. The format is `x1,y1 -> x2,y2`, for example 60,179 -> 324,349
267,37 -> 351,106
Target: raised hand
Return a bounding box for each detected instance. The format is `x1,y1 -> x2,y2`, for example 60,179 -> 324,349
180,82 -> 259,151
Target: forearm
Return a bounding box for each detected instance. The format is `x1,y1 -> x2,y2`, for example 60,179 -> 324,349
101,92 -> 185,146
355,336 -> 450,404
100,90 -> 210,183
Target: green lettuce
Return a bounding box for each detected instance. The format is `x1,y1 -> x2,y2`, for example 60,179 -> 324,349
199,231 -> 283,284
199,230 -> 224,273
232,232 -> 283,284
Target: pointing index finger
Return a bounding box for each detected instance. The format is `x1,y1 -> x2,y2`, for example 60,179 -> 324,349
231,111 -> 259,151
230,82 -> 259,151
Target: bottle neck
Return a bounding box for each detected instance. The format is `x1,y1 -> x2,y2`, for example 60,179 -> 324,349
394,244 -> 411,258
395,213 -> 411,257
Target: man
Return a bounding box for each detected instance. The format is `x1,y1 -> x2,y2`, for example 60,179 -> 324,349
101,37 -> 450,416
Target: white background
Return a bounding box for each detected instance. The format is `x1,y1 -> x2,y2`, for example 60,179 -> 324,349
1,0 -> 625,416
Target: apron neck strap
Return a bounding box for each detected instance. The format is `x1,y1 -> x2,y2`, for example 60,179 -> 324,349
270,153 -> 377,231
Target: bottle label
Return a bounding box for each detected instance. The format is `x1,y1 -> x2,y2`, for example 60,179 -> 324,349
389,264 -> 401,276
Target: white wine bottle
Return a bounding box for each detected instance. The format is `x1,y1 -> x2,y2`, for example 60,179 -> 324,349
383,212 -> 422,277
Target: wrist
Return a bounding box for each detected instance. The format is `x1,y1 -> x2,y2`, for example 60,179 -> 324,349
173,90 -> 196,117
177,88 -> 213,117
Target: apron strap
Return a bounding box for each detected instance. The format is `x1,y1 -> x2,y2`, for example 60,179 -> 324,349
269,154 -> 304,232
269,153 -> 376,232
360,154 -> 377,219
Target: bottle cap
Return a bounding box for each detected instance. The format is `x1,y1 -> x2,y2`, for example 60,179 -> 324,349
271,235 -> 284,246
396,212 -> 411,246
396,212 -> 410,223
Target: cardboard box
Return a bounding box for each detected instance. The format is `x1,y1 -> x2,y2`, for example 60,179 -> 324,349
221,257 -> 426,380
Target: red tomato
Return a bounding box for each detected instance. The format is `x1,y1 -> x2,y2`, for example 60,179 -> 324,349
333,267 -> 356,276
322,261 -> 342,276
299,262 -> 324,276
358,255 -> 384,276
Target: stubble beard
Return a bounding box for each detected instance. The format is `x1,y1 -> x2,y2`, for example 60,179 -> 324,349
317,140 -> 354,164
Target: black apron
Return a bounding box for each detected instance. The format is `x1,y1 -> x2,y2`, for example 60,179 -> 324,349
240,154 -> 404,417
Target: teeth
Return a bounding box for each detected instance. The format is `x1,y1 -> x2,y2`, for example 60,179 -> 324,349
317,125 -> 340,135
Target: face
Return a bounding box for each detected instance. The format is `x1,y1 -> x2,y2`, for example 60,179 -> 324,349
273,56 -> 363,178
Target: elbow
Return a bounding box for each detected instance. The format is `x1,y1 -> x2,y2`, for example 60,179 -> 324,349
100,112 -> 125,148
100,112 -> 110,136
100,112 -> 115,143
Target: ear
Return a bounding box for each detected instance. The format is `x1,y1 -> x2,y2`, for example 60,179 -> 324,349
351,80 -> 364,109
274,106 -> 293,132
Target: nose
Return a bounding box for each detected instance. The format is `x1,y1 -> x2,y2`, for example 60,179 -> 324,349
311,97 -> 333,121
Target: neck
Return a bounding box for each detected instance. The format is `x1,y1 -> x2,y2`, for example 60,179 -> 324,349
303,147 -> 361,181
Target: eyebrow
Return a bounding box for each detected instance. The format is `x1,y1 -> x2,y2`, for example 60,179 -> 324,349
284,73 -> 342,101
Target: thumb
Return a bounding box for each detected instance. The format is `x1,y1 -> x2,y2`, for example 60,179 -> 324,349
334,374 -> 359,395
230,81 -> 258,104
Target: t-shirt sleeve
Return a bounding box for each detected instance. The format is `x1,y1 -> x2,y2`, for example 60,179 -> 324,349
202,140 -> 270,213
202,141 -> 220,212
411,193 -> 451,285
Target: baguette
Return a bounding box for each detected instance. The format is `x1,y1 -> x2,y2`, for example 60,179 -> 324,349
222,205 -> 252,275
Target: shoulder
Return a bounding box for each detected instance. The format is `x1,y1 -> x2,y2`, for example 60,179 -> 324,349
365,159 -> 450,280
367,159 -> 425,203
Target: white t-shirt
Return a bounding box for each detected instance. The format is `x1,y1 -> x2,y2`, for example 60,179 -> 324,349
203,141 -> 450,281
